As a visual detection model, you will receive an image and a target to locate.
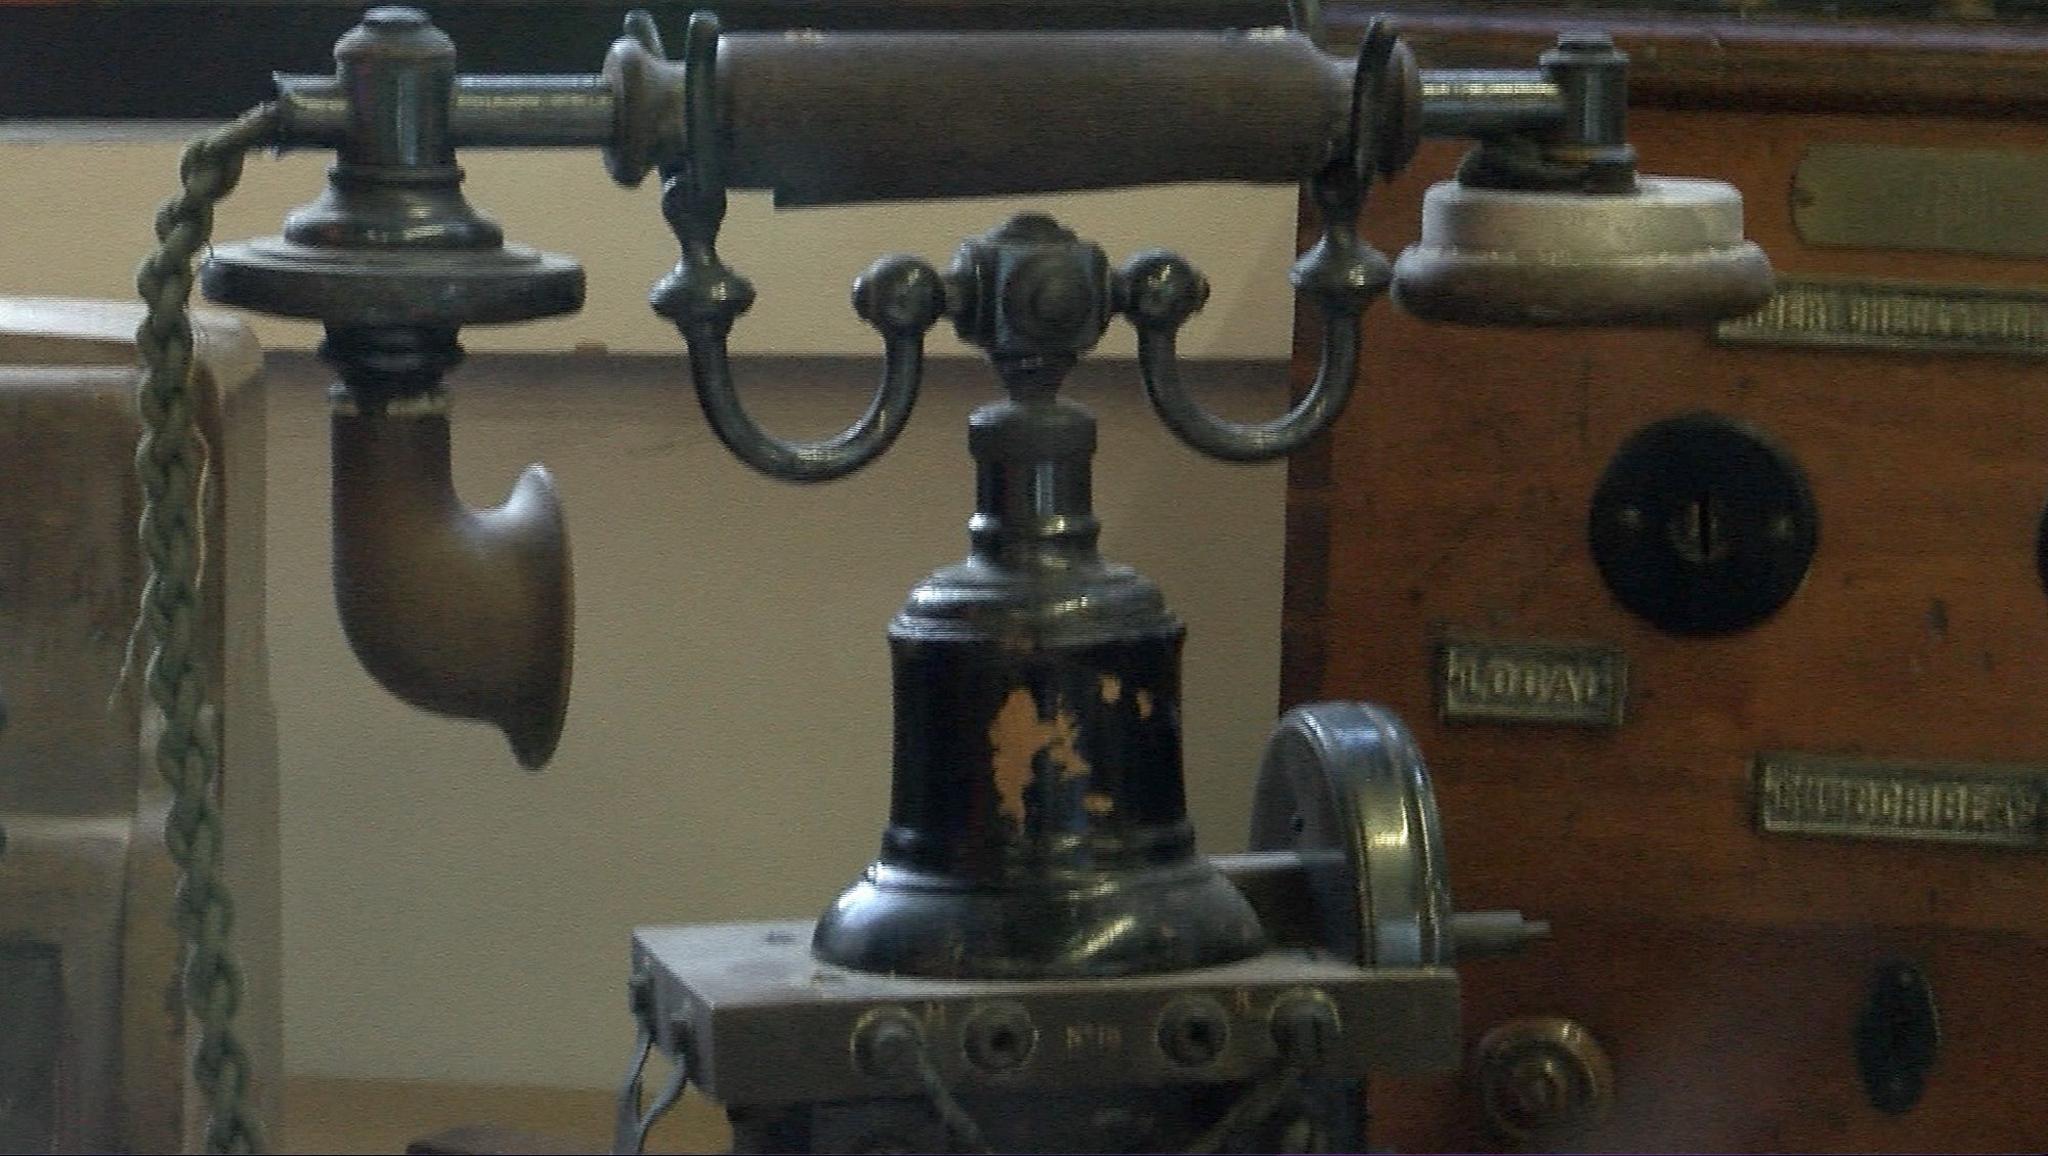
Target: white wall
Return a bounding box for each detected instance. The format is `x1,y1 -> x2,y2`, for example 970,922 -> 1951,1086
0,139 -> 1300,358
0,141 -> 1301,1089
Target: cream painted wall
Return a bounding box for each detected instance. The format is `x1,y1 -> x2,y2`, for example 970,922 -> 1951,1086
264,360 -> 1290,1089
0,140 -> 1301,358
1,143 -> 1301,1089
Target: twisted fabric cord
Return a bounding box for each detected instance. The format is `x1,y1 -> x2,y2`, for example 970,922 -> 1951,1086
134,104 -> 278,1156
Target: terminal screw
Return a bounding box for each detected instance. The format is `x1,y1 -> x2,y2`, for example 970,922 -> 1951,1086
962,1001 -> 1037,1073
852,1007 -> 925,1081
1156,995 -> 1232,1067
1269,989 -> 1344,1069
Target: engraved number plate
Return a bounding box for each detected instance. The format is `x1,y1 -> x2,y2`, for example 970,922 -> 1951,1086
1755,752 -> 2046,848
1437,641 -> 1625,727
1717,280 -> 2048,358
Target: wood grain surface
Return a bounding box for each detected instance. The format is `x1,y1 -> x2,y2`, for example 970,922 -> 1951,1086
1337,3 -> 2048,116
1285,99 -> 2048,1153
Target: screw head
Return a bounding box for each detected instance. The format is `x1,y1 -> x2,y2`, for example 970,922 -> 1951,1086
1157,996 -> 1232,1067
1268,990 -> 1343,1069
962,1001 -> 1037,1073
852,1007 -> 925,1081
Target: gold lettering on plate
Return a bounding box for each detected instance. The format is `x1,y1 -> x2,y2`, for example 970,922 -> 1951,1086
1755,753 -> 2048,848
1437,641 -> 1626,727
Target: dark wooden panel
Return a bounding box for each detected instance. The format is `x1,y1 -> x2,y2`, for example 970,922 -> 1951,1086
1334,4 -> 2048,116
1286,103 -> 2048,1150
1375,913 -> 2048,1152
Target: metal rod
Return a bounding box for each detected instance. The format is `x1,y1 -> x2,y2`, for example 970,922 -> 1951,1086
278,74 -> 616,149
278,23 -> 1354,193
1418,67 -> 1563,138
449,75 -> 618,146
271,31 -> 1574,195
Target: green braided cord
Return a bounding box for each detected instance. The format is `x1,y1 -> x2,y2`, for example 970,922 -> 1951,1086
134,104 -> 278,1156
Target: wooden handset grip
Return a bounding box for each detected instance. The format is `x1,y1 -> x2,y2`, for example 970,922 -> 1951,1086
718,29 -> 1355,205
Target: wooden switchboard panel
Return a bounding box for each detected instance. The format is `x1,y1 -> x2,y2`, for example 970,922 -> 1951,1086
1288,8 -> 2048,1151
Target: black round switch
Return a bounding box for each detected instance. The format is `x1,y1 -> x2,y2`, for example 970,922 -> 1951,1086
1588,412 -> 1817,636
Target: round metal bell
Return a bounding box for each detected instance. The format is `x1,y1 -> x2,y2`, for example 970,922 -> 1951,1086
1247,701 -> 1453,968
1391,176 -> 1774,327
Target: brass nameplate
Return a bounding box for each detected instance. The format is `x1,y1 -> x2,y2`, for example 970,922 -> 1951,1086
1437,641 -> 1625,727
1716,280 -> 2048,358
1795,144 -> 2048,259
1755,753 -> 2048,848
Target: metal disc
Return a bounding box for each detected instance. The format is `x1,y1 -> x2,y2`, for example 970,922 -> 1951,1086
1248,701 -> 1452,967
1391,176 -> 1774,326
201,237 -> 585,328
1589,411 -> 1818,636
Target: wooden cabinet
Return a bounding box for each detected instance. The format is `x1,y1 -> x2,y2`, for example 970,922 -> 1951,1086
1287,9 -> 2048,1150
0,299 -> 278,1151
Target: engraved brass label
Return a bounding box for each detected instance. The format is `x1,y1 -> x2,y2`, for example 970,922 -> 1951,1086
1437,641 -> 1625,727
1795,145 -> 2048,259
1716,280 -> 2048,358
1755,753 -> 2047,848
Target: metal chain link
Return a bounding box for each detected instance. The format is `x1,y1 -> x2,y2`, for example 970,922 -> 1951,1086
134,104 -> 278,1156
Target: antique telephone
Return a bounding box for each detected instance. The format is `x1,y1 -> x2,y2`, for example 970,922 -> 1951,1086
128,4 -> 1773,1151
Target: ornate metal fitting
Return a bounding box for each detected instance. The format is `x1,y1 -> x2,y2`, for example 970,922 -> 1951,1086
286,7 -> 496,249
1453,31 -> 1638,195
649,175 -> 757,336
811,211 -> 1270,981
948,214 -> 1115,388
202,7 -> 584,337
1289,203 -> 1392,318
850,256 -> 949,340
198,11 -> 580,776
1537,32 -> 1638,192
600,10 -> 687,188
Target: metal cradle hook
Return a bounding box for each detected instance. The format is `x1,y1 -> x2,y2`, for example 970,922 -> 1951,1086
1123,21 -> 1399,464
651,11 -> 943,482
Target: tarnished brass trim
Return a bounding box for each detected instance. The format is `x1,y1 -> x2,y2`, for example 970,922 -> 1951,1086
1436,640 -> 1626,727
1754,752 -> 2046,848
1794,144 -> 2048,259
1475,1016 -> 1615,1144
1717,279 -> 2048,358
